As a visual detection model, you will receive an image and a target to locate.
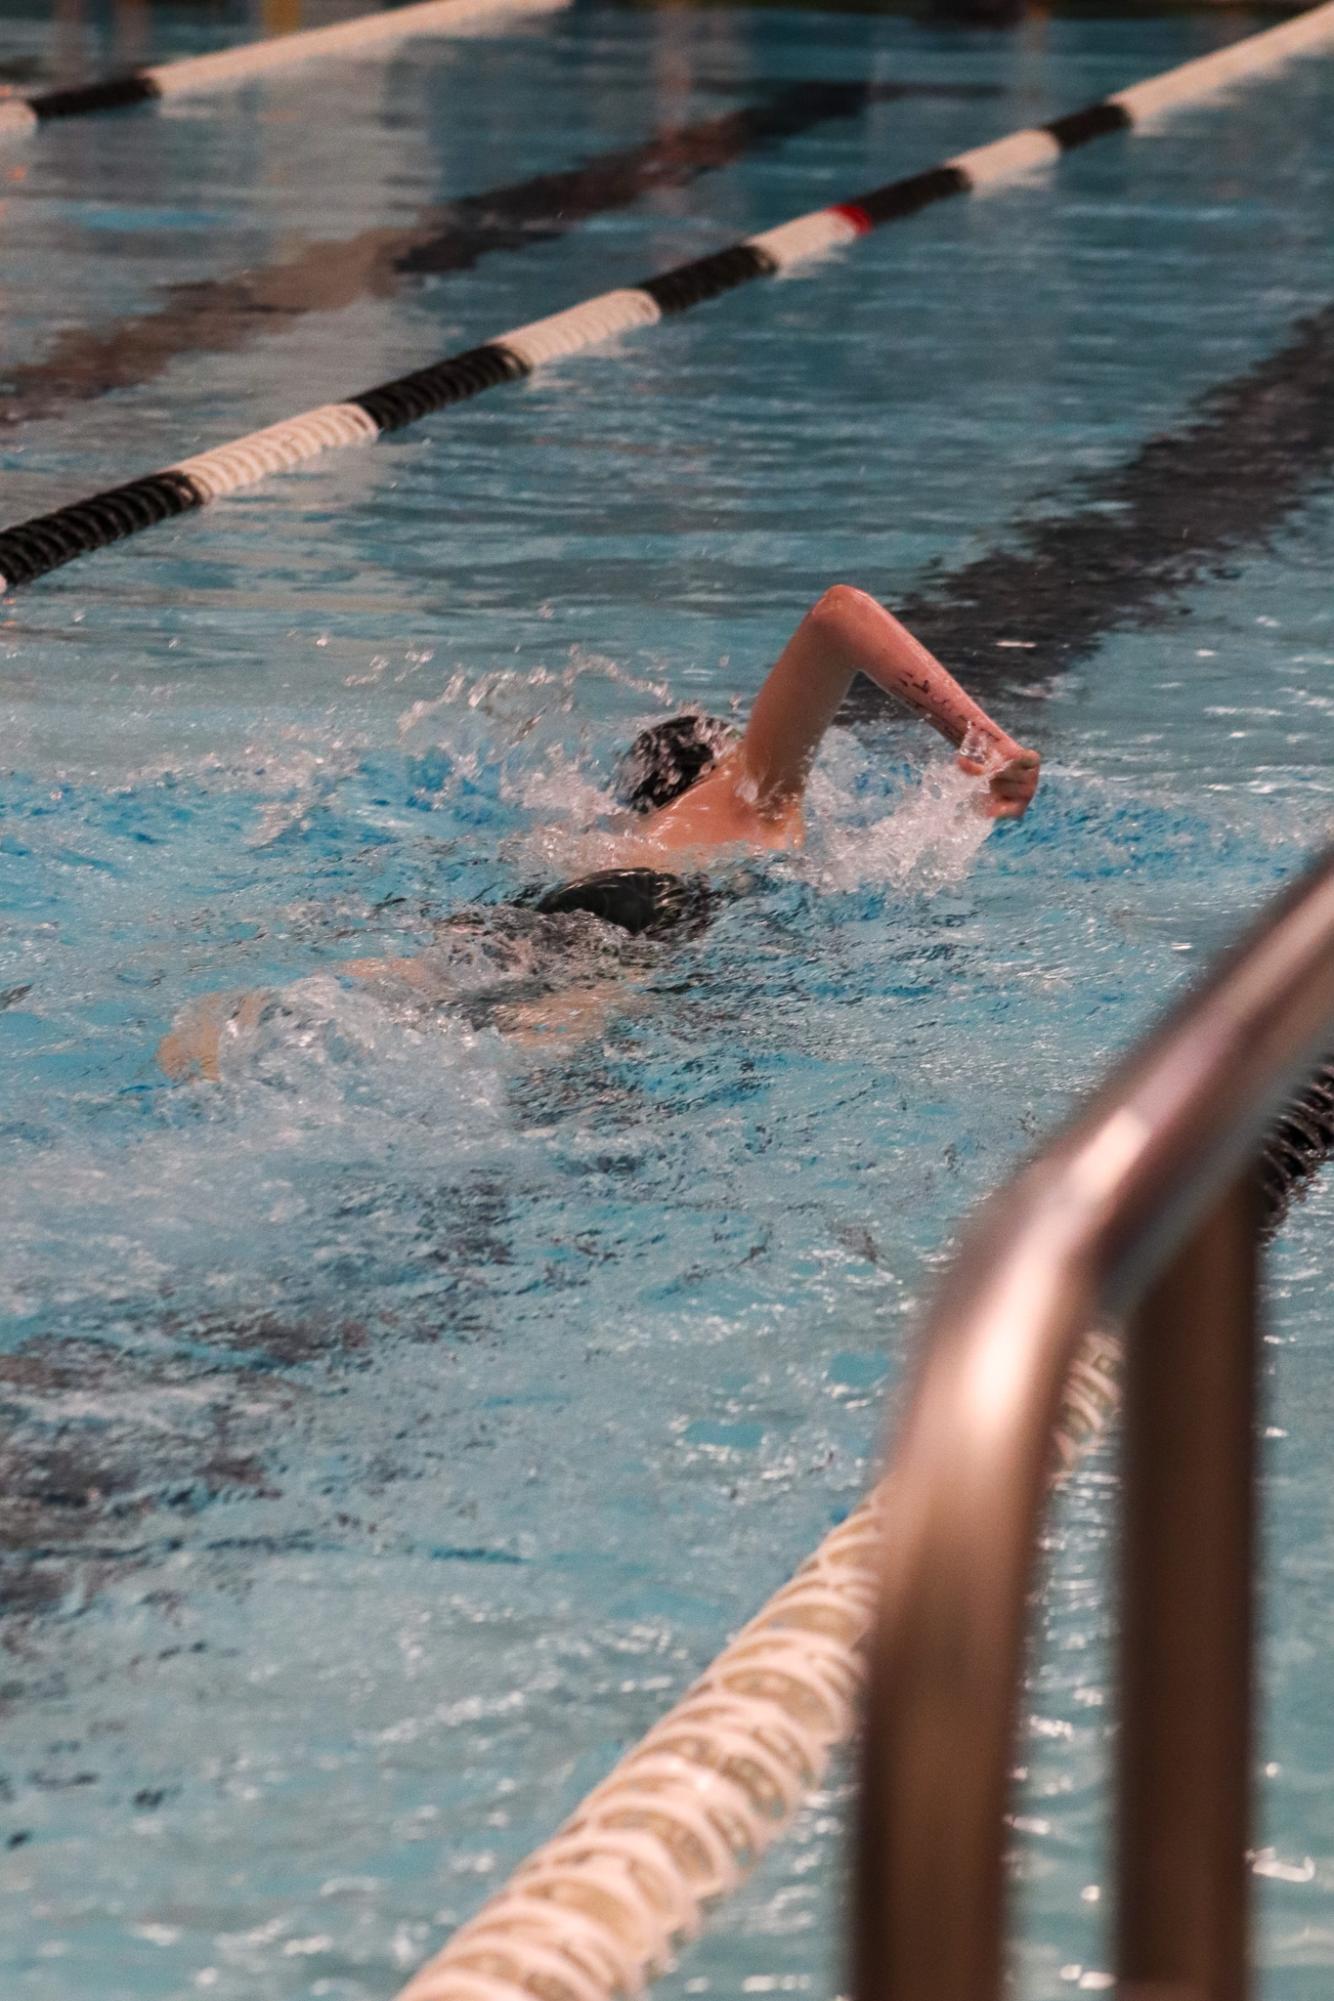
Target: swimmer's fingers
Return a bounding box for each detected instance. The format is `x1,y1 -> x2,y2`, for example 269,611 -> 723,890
959,743 -> 1040,819
989,748 -> 1040,818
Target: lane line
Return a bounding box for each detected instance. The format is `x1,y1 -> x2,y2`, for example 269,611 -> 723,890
842,302 -> 1334,708
0,0 -> 565,135
2,0 -> 1331,591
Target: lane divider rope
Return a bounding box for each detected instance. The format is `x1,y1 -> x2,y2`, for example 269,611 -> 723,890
390,1330 -> 1126,2001
0,0 -> 565,134
2,0 -> 1332,596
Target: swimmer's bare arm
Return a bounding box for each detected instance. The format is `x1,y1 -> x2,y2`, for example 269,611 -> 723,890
156,959 -> 624,1076
344,956 -> 637,1046
156,958 -> 438,1079
739,585 -> 1040,820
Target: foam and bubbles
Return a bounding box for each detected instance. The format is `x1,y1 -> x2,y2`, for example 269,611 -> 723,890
804,734 -> 997,895
1,687 -> 996,1358
2,970 -> 513,1331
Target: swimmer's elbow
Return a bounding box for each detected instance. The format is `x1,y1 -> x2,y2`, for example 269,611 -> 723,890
807,583 -> 880,637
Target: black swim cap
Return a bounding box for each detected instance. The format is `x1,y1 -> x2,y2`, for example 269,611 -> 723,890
614,712 -> 737,815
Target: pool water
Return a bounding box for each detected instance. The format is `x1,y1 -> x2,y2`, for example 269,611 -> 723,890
2,3 -> 1333,1997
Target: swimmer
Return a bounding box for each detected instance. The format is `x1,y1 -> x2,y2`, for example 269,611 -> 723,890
158,586 -> 1038,1078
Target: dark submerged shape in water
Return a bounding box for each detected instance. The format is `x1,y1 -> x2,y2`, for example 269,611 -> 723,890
534,868 -> 713,940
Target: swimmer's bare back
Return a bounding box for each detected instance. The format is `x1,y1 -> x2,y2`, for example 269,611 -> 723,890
156,588 -> 1038,1080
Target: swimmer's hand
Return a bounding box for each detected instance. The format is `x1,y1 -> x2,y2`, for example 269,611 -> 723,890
957,735 -> 1040,820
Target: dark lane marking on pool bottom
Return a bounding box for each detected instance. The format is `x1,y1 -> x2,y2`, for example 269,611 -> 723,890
0,1067 -> 1327,1725
853,302 -> 1334,703
0,78 -> 999,431
4,327 -> 1333,1643
0,1169 -> 524,1645
848,305 -> 1334,1270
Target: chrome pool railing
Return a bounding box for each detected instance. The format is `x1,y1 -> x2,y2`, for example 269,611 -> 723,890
853,844 -> 1334,2001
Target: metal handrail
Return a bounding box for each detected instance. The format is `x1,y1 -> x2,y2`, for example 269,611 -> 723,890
852,843 -> 1334,2001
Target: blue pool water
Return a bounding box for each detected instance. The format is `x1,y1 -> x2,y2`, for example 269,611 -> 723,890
2,3 -> 1333,1996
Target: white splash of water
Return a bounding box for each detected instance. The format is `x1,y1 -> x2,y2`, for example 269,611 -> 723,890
508,745 -> 613,835
243,738 -> 365,849
805,738 -> 996,895
396,650 -> 671,746
1,975 -> 514,1324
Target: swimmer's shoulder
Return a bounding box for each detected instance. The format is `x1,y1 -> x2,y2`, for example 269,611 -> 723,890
635,756 -> 804,855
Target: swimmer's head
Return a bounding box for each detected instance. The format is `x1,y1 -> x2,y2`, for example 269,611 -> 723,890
615,712 -> 738,815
